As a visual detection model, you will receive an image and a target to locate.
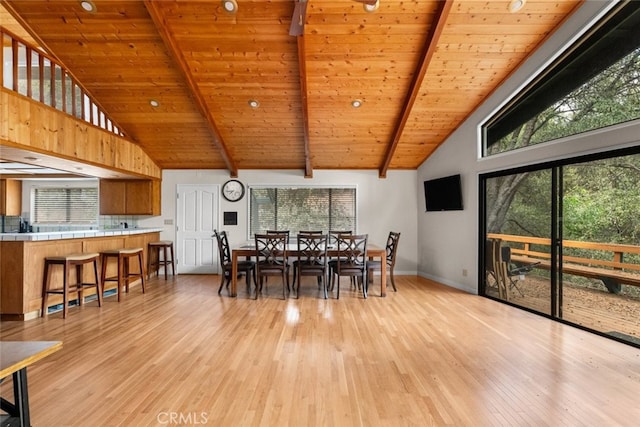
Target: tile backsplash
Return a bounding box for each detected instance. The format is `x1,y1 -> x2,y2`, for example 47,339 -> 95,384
1,215 -> 139,233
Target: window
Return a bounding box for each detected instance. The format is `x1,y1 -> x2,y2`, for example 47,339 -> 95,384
33,187 -> 98,225
483,2 -> 640,156
249,187 -> 356,237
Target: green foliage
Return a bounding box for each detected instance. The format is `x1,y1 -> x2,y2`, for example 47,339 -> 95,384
486,46 -> 640,245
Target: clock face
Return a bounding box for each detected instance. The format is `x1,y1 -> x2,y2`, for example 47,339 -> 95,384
222,180 -> 245,202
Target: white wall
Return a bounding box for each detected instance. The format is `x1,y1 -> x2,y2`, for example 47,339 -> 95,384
417,1 -> 640,294
139,169 -> 419,274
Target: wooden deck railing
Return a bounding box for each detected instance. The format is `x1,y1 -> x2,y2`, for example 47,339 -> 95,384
487,233 -> 640,293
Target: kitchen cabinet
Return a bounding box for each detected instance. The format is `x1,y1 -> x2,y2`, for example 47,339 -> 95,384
0,179 -> 22,216
99,179 -> 160,215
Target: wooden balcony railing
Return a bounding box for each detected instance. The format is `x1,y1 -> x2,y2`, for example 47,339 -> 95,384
1,27 -> 124,137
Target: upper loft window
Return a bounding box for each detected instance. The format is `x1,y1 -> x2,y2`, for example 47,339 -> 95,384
483,2 -> 640,157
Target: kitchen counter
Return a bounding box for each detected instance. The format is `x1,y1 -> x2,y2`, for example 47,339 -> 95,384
0,229 -> 162,320
0,227 -> 163,241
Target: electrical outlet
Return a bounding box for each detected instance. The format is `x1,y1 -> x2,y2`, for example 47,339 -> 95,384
164,219 -> 173,225
462,268 -> 468,277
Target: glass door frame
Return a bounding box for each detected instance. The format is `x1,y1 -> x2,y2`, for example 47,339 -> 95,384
479,145 -> 640,345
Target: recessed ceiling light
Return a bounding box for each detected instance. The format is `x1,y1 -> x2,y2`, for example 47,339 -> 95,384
222,0 -> 238,14
508,0 -> 526,13
24,156 -> 40,162
248,99 -> 260,108
351,99 -> 363,108
363,0 -> 380,13
79,0 -> 96,13
150,99 -> 160,107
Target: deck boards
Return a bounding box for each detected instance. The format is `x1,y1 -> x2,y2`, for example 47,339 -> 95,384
1,275 -> 639,426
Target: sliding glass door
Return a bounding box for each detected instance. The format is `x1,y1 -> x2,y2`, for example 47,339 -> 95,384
559,155 -> 640,343
482,150 -> 640,346
484,169 -> 552,315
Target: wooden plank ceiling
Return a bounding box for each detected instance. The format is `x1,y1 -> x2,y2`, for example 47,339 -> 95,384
1,0 -> 581,178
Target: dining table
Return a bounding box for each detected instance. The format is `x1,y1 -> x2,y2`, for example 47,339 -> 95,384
1,340 -> 63,426
230,243 -> 387,298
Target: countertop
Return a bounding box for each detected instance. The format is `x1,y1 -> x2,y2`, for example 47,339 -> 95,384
0,227 -> 164,241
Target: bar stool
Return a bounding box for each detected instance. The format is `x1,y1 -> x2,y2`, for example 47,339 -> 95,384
41,253 -> 101,319
147,241 -> 175,280
100,248 -> 146,302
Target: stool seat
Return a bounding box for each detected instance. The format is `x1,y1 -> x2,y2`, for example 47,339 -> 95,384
46,252 -> 100,262
149,241 -> 173,246
147,241 -> 175,280
100,248 -> 146,301
101,248 -> 144,255
42,253 -> 101,318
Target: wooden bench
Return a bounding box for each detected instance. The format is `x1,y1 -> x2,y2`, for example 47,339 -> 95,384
488,233 -> 640,294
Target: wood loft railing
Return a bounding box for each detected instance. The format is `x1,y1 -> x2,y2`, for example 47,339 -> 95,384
0,27 -> 124,137
487,233 -> 640,293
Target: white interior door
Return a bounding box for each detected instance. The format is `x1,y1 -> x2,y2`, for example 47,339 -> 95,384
176,184 -> 218,274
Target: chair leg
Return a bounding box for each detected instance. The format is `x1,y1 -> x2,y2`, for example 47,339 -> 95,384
162,246 -> 169,280
292,266 -> 297,293
146,247 -> 153,280
93,259 -> 102,306
100,255 -> 107,300
218,271 -> 226,295
117,255 -> 124,302
41,261 -> 51,317
138,252 -> 146,293
390,269 -> 397,292
362,272 -> 368,299
282,271 -> 287,300
170,244 -> 175,276
75,264 -> 84,306
322,274 -> 328,299
62,261 -> 69,319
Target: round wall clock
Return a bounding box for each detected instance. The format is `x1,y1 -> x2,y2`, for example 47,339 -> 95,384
222,179 -> 245,202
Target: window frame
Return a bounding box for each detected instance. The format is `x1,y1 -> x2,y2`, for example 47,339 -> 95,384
479,1 -> 634,158
247,185 -> 358,240
30,181 -> 99,226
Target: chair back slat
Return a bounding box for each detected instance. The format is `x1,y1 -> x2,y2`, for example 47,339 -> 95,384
297,234 -> 328,266
213,229 -> 231,265
337,234 -> 368,269
386,232 -> 401,266
255,233 -> 288,267
266,230 -> 290,244
329,230 -> 352,248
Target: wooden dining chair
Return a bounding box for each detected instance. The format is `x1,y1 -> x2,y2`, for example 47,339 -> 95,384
327,230 -> 353,291
330,233 -> 368,299
293,233 -> 329,299
266,230 -> 291,290
292,230 -> 323,290
366,231 -> 401,291
213,229 -> 256,297
255,233 -> 289,299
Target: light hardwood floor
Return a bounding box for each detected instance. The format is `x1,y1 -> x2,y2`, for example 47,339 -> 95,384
1,275 -> 639,426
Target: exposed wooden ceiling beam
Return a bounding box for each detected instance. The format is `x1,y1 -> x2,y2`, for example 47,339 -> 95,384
378,0 -> 453,178
297,34 -> 313,179
144,0 -> 239,178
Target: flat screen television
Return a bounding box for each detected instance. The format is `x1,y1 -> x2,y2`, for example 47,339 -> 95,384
424,174 -> 463,211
